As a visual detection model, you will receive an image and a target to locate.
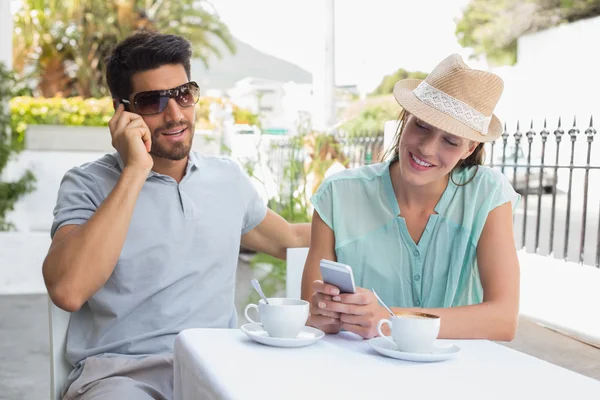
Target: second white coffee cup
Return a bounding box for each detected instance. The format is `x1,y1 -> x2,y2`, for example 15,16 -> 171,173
244,298 -> 309,338
377,312 -> 441,353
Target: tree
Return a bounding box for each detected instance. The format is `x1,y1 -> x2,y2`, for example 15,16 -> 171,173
456,0 -> 600,66
13,0 -> 236,98
0,63 -> 35,231
370,68 -> 428,97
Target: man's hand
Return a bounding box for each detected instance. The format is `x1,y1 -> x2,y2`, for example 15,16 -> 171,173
108,104 -> 153,171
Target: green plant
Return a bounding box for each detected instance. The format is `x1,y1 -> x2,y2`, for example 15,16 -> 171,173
9,95 -> 258,143
455,0 -> 600,66
10,96 -> 114,143
370,68 -> 428,97
233,107 -> 260,127
246,137 -> 311,301
14,0 -> 236,98
341,103 -> 398,137
0,63 -> 36,231
245,129 -> 349,302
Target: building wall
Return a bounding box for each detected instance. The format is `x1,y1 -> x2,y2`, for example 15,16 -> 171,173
0,1 -> 12,69
2,127 -> 222,233
494,16 -> 600,130
490,16 -> 600,198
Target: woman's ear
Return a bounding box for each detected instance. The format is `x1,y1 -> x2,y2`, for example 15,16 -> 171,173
461,141 -> 479,160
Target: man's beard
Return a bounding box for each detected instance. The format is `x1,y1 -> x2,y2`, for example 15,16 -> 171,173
150,120 -> 194,161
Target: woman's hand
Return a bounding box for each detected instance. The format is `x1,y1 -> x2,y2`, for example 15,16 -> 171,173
307,280 -> 342,334
319,287 -> 390,339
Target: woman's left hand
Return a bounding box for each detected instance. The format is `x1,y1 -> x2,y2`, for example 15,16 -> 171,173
320,287 -> 390,339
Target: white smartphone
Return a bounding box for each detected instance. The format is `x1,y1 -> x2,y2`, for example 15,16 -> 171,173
319,259 -> 356,294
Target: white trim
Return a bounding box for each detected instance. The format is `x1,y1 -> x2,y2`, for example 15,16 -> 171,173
413,81 -> 492,135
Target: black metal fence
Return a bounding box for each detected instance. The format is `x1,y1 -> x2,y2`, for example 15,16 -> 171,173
491,117 -> 599,267
266,117 -> 599,267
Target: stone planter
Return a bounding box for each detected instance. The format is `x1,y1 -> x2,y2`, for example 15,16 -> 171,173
25,124 -> 222,154
26,125 -> 113,152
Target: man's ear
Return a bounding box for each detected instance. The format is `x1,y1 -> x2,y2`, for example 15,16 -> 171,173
112,99 -> 120,111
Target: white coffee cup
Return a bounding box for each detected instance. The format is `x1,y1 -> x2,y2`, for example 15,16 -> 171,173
244,298 -> 309,338
377,312 -> 441,353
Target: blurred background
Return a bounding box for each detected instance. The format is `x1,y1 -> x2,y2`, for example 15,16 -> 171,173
0,1 -> 599,398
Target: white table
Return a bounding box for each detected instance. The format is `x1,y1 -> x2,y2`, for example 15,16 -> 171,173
173,329 -> 600,400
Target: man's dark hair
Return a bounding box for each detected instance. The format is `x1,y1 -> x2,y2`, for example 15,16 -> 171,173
105,31 -> 192,101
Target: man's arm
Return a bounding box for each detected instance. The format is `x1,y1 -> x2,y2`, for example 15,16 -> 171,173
240,209 -> 311,260
43,167 -> 148,312
43,105 -> 153,312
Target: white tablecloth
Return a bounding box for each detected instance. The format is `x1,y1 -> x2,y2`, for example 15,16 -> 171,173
173,329 -> 600,400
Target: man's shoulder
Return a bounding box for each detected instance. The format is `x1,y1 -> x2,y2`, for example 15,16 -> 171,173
71,153 -> 121,177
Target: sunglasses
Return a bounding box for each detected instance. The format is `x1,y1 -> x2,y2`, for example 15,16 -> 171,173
120,81 -> 200,115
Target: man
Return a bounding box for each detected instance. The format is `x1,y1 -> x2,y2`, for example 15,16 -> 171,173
42,31 -> 310,400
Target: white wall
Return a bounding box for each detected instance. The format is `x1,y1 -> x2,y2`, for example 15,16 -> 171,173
3,150 -> 107,233
490,17 -> 600,198
228,79 -> 291,131
0,0 -> 12,69
2,128 -> 222,233
519,251 -> 600,347
0,232 -> 49,294
493,16 -> 599,132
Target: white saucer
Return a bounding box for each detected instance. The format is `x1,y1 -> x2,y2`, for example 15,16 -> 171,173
369,336 -> 460,362
240,323 -> 325,348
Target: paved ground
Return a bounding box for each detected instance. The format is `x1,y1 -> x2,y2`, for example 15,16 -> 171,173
1,262 -> 599,400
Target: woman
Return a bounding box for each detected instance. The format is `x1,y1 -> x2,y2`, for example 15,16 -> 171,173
301,54 -> 521,341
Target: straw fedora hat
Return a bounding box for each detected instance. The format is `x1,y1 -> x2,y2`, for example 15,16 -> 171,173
393,54 -> 504,142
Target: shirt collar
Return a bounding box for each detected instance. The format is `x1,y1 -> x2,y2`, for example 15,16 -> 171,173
187,151 -> 199,173
114,152 -> 198,178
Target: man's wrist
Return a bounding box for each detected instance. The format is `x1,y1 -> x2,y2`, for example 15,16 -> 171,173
122,165 -> 151,180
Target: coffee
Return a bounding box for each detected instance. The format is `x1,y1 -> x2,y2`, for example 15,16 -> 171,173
395,312 -> 438,319
396,314 -> 430,319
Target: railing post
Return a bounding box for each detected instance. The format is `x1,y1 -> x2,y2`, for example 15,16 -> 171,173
550,117 -> 564,256
512,121 -> 523,196
563,117 -> 579,261
535,119 -> 549,253
501,123 -> 509,174
522,121 -> 535,247
581,116 -> 596,264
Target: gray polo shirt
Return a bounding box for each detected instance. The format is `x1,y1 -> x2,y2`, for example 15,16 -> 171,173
51,151 -> 267,368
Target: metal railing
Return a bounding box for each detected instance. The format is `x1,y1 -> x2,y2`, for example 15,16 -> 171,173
264,117 -> 599,267
491,117 -> 598,267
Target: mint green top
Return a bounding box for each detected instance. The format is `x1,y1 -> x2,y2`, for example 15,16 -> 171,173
311,161 -> 520,308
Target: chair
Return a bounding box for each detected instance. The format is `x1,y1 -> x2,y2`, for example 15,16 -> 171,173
48,297 -> 72,400
285,247 -> 309,299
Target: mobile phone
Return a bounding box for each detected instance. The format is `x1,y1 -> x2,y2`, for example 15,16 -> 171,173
319,259 -> 356,294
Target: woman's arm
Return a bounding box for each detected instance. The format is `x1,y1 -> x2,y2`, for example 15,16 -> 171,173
301,211 -> 343,334
301,211 -> 336,299
395,201 -> 520,341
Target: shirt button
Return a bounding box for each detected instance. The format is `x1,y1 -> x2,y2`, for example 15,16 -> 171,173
414,275 -> 421,281
413,250 -> 420,257
415,300 -> 421,307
